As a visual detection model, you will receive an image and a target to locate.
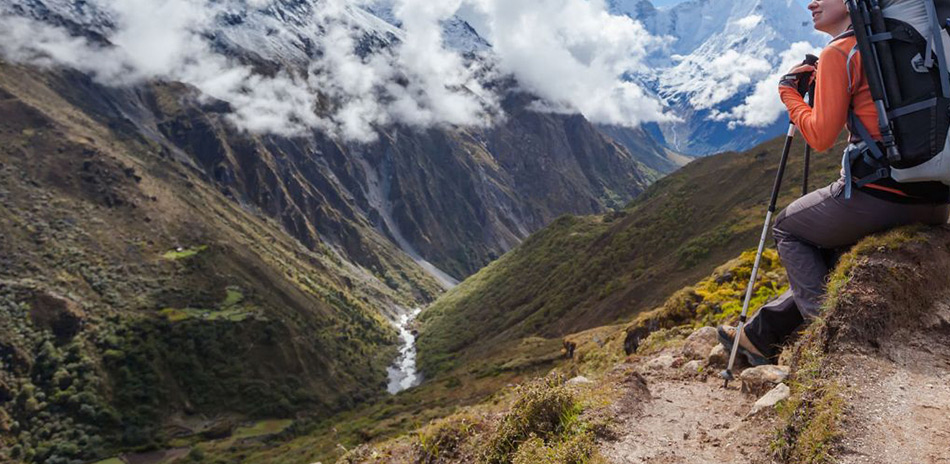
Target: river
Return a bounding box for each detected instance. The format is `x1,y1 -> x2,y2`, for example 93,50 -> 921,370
386,307 -> 423,394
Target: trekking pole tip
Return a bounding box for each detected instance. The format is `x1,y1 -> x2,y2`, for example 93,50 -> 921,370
719,369 -> 734,388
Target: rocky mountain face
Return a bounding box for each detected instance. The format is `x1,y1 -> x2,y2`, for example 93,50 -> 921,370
0,0 -> 665,288
609,0 -> 822,155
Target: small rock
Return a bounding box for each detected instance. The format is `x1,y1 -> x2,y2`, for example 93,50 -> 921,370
682,326 -> 718,360
682,360 -> 704,374
647,355 -> 676,370
751,383 -> 791,414
707,344 -> 728,367
566,376 -> 593,386
740,365 -> 790,396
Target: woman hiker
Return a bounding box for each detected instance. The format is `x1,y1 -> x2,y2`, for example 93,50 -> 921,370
717,0 -> 950,365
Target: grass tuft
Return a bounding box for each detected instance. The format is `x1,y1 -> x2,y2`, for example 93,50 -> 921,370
480,375 -> 605,464
772,318 -> 844,464
162,245 -> 208,260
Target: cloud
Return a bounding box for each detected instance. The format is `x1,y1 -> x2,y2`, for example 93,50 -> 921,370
460,0 -> 673,127
0,0 -> 323,136
306,0 -> 499,141
0,0 -> 673,139
661,48 -> 773,111
719,41 -> 823,127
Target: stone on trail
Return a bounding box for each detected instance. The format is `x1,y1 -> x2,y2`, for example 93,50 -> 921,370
751,382 -> 790,414
646,355 -> 676,370
682,326 -> 718,360
707,344 -> 728,367
740,365 -> 790,396
682,359 -> 704,374
566,376 -> 593,385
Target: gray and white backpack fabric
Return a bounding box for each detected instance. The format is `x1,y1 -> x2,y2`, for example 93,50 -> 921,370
844,0 -> 950,196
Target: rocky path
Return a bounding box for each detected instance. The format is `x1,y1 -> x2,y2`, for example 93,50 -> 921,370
602,375 -> 770,464
599,293 -> 950,464
834,306 -> 950,464
600,328 -> 788,464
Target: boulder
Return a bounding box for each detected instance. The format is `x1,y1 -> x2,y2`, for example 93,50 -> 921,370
707,344 -> 728,367
751,383 -> 791,414
29,290 -> 84,341
566,376 -> 593,386
646,355 -> 676,370
740,365 -> 790,396
682,360 -> 704,374
682,326 -> 718,360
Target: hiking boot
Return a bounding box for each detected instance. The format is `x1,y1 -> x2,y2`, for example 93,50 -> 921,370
717,325 -> 771,367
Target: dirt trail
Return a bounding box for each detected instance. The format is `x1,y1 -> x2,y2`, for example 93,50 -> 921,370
599,291 -> 950,464
834,302 -> 950,464
602,359 -> 778,464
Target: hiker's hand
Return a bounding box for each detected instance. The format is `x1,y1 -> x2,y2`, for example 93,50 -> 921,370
779,63 -> 817,97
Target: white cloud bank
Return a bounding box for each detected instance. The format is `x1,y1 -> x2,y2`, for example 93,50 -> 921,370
0,0 -> 324,136
460,0 -> 673,126
719,41 -> 823,127
0,0 -> 805,140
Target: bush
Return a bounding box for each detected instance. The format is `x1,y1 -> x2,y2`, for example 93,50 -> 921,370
414,414 -> 480,463
483,376 -> 578,464
511,432 -> 600,464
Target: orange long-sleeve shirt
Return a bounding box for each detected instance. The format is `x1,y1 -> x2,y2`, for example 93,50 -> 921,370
780,33 -> 949,203
779,34 -> 880,152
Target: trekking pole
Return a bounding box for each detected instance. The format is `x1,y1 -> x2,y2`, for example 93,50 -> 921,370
802,89 -> 814,196
721,54 -> 818,388
802,145 -> 811,196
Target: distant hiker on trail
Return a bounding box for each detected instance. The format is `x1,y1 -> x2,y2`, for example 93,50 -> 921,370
719,0 -> 950,365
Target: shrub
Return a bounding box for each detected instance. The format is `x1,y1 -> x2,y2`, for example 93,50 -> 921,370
414,414 -> 480,463
511,432 -> 600,464
483,376 -> 578,464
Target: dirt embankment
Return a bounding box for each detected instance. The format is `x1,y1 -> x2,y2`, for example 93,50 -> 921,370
797,226 -> 950,464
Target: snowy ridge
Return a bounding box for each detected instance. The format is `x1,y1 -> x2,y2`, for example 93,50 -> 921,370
610,0 -> 823,154
1,0 -> 820,156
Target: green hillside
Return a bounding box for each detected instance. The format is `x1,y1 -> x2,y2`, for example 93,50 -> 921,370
418,132 -> 847,376
0,63 -> 442,462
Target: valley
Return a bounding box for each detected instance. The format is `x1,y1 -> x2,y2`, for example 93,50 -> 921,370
5,1 -> 925,463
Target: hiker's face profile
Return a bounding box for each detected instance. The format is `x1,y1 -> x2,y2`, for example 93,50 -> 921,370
808,0 -> 851,35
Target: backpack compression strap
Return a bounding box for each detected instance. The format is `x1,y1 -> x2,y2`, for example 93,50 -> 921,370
844,110 -> 891,199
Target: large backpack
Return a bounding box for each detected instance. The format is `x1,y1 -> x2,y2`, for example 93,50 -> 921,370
843,0 -> 950,194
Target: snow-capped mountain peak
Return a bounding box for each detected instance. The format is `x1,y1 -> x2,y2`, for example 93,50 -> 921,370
608,0 -> 823,155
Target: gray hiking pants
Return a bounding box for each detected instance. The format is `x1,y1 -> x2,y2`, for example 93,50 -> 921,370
745,177 -> 950,358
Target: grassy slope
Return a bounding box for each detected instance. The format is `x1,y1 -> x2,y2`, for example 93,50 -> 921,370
418,131 -> 848,376
287,246 -> 790,464
0,62 -> 440,463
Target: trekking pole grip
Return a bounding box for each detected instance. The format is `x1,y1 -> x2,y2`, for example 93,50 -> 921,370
796,54 -> 820,97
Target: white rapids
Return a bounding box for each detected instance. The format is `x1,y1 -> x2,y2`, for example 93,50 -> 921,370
386,307 -> 424,394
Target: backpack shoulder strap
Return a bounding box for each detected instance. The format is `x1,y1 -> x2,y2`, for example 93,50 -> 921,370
846,43 -> 860,95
